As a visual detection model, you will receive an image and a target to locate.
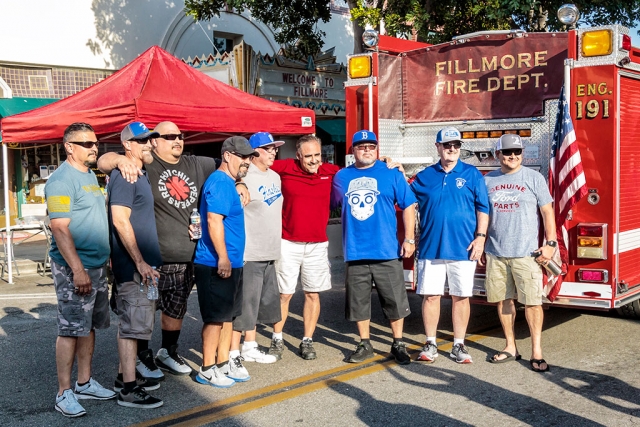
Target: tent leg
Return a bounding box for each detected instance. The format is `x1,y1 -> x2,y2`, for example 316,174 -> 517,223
3,143 -> 13,284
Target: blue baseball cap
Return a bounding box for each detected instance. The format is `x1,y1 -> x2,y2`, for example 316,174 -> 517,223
249,132 -> 285,150
121,121 -> 159,142
435,127 -> 462,144
352,130 -> 378,145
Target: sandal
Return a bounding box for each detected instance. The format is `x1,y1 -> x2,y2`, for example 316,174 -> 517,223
530,358 -> 550,372
490,351 -> 521,364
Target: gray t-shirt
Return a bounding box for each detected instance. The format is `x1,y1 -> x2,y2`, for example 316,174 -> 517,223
243,163 -> 283,261
484,166 -> 553,258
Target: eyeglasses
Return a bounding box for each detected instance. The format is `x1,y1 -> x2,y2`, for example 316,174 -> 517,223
259,145 -> 279,153
158,133 -> 184,141
130,138 -> 151,144
231,152 -> 255,161
440,142 -> 462,149
354,144 -> 378,151
66,141 -> 99,148
501,149 -> 523,156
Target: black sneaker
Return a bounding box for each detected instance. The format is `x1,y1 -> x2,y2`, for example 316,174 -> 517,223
136,348 -> 165,381
117,386 -> 163,409
391,341 -> 411,365
114,371 -> 160,393
268,338 -> 284,360
299,340 -> 317,360
347,341 -> 374,363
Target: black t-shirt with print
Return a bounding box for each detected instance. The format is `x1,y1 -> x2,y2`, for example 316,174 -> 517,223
145,152 -> 217,263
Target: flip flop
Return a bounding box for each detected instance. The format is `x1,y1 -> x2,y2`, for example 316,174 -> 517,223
490,351 -> 522,364
530,358 -> 550,372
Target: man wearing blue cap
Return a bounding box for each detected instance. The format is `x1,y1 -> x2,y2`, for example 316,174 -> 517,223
225,132 -> 283,382
108,121 -> 163,408
331,130 -> 417,365
410,126 -> 489,364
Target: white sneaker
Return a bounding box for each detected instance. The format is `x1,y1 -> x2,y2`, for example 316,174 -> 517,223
219,356 -> 250,382
55,389 -> 86,418
241,345 -> 278,364
136,349 -> 165,381
74,377 -> 116,400
195,366 -> 235,388
155,345 -> 192,375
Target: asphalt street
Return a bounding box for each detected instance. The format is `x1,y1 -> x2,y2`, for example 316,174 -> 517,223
1,260 -> 639,426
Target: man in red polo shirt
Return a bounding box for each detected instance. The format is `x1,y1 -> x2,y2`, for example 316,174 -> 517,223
268,135 -> 340,360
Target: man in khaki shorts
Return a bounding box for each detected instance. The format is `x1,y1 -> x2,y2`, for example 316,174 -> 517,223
484,134 -> 556,372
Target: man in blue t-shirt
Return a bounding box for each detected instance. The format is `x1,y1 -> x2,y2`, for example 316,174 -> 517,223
331,130 -> 417,365
108,122 -> 163,409
410,127 -> 489,365
193,136 -> 259,388
45,123 -> 115,418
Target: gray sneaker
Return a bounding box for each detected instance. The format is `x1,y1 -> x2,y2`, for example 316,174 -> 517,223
117,386 -> 163,409
268,338 -> 284,360
55,389 -> 86,418
417,341 -> 438,363
450,343 -> 473,364
74,377 -> 117,400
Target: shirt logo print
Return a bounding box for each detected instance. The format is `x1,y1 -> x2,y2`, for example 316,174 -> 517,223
259,183 -> 282,206
346,177 -> 379,221
456,178 -> 466,189
158,169 -> 198,209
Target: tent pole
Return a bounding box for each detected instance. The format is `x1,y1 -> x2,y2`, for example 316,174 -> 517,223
3,143 -> 13,284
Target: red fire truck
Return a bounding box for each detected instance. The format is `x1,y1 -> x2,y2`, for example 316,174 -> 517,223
344,19 -> 640,317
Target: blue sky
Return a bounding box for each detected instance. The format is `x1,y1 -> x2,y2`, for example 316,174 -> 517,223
631,29 -> 640,47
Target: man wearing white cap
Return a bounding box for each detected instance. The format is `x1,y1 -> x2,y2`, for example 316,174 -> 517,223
331,130 -> 417,365
484,133 -> 556,372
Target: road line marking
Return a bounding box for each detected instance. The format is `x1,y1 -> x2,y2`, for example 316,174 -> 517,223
133,326 -> 503,427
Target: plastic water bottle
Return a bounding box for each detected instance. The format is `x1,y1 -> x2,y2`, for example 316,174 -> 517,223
136,272 -> 144,293
190,208 -> 202,240
147,267 -> 158,300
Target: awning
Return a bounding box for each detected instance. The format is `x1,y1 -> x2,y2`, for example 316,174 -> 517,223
0,97 -> 58,119
316,118 -> 346,143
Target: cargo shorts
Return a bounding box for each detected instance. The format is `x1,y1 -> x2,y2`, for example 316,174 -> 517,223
53,260 -> 110,337
110,280 -> 156,340
485,253 -> 543,306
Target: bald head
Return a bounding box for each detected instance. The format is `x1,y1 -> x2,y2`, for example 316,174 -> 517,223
152,121 -> 183,164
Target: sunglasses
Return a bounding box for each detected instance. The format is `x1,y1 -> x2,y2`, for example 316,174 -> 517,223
231,152 -> 255,161
259,145 -> 279,153
354,144 -> 378,151
67,140 -> 99,148
130,137 -> 151,144
158,133 -> 184,141
440,142 -> 462,149
501,149 -> 523,156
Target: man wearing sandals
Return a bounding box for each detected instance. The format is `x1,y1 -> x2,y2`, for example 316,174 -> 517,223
484,134 -> 556,372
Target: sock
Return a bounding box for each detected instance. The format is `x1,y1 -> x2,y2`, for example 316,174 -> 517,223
360,338 -> 371,345
161,329 -> 181,350
302,337 -> 313,343
123,381 -> 137,393
393,338 -> 403,345
427,337 -> 437,345
202,364 -> 215,371
117,373 -> 124,381
272,332 -> 283,340
229,350 -> 241,359
453,338 -> 464,346
217,361 -> 229,369
242,341 -> 257,350
137,339 -> 149,355
77,379 -> 90,387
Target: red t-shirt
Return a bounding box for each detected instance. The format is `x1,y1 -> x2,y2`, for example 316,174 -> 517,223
271,159 -> 340,243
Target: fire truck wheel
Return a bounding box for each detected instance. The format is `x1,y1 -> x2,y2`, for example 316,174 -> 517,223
616,299 -> 640,319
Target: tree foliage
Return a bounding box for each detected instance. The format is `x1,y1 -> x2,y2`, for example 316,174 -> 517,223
184,0 -> 640,57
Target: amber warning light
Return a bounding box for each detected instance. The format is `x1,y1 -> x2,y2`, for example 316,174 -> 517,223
576,223 -> 607,259
349,56 -> 372,79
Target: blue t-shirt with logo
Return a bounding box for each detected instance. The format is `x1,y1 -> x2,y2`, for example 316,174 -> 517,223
194,171 -> 245,268
332,161 -> 417,262
45,161 -> 110,269
411,161 -> 489,261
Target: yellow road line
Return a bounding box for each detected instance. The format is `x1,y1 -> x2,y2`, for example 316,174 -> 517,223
134,325 -> 502,427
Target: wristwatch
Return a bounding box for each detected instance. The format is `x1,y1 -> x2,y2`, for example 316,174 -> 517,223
404,238 -> 415,244
546,240 -> 558,247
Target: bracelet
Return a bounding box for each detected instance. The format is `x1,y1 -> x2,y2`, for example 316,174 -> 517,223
235,182 -> 247,187
475,233 -> 486,237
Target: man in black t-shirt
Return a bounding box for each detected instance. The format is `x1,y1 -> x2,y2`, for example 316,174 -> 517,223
98,121 -> 247,379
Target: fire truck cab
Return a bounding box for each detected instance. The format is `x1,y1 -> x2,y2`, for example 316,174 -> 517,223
344,16 -> 640,317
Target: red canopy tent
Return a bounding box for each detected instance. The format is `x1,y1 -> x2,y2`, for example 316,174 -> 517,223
0,45 -> 314,143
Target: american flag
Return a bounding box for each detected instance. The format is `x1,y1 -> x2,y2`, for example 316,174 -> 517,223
544,86 -> 588,301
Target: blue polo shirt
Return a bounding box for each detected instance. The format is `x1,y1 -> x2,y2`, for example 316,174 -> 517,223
411,161 -> 489,261
194,171 -> 245,268
332,161 -> 417,262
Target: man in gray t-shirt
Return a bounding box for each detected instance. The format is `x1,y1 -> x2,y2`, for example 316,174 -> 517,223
484,134 -> 556,373
225,132 -> 284,382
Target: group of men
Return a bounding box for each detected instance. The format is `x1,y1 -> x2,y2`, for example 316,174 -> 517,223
46,120 -> 555,419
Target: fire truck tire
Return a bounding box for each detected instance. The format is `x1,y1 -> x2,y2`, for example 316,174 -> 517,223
616,299 -> 640,319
